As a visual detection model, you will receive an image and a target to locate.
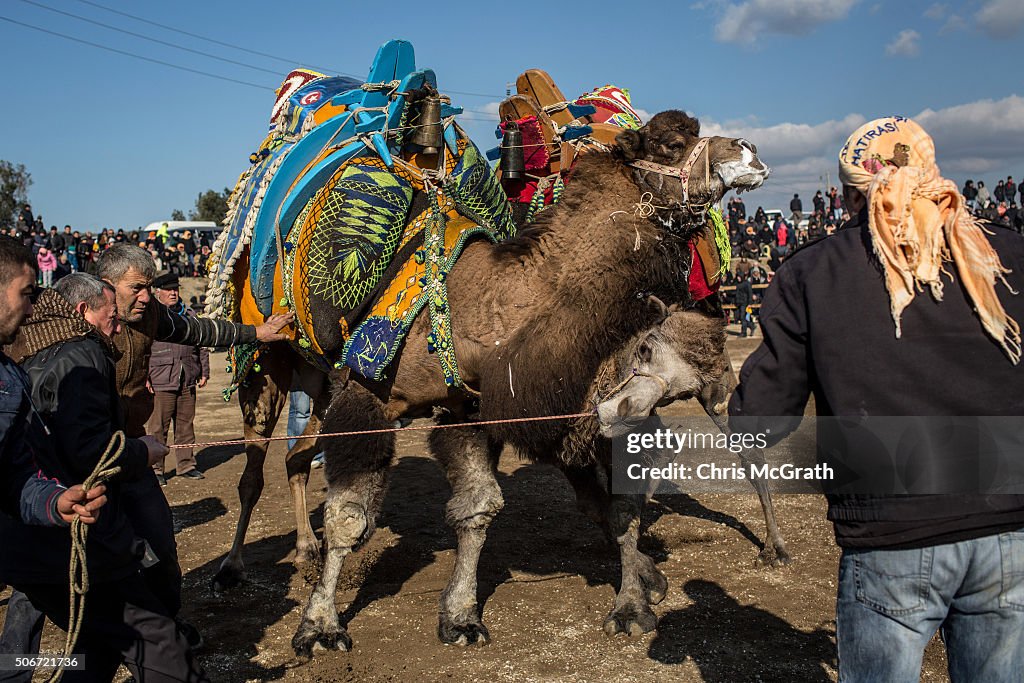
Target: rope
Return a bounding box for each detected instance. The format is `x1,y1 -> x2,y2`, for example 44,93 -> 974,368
167,412 -> 595,450
594,368 -> 670,407
46,432 -> 125,683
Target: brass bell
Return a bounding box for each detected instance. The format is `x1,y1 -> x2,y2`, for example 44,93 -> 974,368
500,122 -> 525,180
411,95 -> 442,154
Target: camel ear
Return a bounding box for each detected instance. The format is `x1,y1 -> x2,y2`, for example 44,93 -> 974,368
615,129 -> 644,161
646,295 -> 670,323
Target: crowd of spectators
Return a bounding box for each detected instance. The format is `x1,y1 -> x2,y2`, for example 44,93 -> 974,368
961,175 -> 1024,232
2,205 -> 214,286
718,176 -> 1023,332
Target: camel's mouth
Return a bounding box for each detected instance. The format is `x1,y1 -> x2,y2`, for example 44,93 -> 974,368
719,163 -> 770,193
717,139 -> 770,193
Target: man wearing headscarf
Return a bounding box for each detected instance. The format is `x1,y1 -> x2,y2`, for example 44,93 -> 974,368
730,117 -> 1024,682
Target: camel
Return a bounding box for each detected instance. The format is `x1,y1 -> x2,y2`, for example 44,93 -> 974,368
593,301 -> 791,564
286,110 -> 773,659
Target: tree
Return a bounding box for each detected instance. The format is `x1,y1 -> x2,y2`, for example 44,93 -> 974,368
189,188 -> 231,225
0,161 -> 32,228
170,208 -> 186,221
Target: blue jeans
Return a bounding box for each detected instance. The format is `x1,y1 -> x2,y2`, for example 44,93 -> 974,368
287,389 -> 323,458
837,530 -> 1024,682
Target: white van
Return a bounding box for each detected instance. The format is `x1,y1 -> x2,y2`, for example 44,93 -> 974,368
142,221 -> 220,246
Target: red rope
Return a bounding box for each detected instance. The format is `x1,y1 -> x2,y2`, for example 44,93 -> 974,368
168,411 -> 595,450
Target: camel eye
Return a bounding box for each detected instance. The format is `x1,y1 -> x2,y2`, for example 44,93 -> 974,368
638,342 -> 653,363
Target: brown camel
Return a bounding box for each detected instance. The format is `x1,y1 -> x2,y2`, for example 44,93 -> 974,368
283,110 -> 772,659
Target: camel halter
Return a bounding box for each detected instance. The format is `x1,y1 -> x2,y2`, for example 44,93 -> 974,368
629,137 -> 712,215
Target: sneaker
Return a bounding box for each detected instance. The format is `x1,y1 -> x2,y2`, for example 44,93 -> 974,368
310,453 -> 325,469
181,469 -> 205,480
155,473 -> 167,487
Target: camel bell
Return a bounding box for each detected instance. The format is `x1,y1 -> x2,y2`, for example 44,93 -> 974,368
500,123 -> 525,180
411,95 -> 443,154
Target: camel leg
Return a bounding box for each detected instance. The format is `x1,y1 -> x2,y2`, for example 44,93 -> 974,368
285,367 -> 331,566
212,345 -> 291,592
701,375 -> 792,567
292,381 -> 393,660
285,411 -> 322,566
603,492 -> 658,636
562,462 -> 668,606
429,418 -> 504,645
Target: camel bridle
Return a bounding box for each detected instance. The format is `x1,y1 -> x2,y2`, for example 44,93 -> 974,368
629,137 -> 713,217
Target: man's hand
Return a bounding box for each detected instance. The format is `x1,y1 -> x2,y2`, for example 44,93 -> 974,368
145,379 -> 155,394
56,484 -> 107,524
197,376 -> 208,389
254,312 -> 294,343
139,435 -> 170,468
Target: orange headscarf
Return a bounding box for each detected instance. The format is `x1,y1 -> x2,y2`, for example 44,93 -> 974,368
838,116 -> 1020,364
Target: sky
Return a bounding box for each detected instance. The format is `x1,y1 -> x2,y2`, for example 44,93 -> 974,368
1,0 -> 1022,231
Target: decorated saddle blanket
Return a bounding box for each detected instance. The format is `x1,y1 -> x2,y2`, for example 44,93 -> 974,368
284,132 -> 515,383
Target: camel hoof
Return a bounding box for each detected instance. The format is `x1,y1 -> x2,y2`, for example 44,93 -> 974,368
294,544 -> 322,567
603,603 -> 658,637
640,566 -> 669,605
438,618 -> 490,646
758,546 -> 793,568
291,621 -> 352,661
211,564 -> 246,593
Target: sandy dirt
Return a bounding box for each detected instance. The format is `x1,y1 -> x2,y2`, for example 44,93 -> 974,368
2,330 -> 950,682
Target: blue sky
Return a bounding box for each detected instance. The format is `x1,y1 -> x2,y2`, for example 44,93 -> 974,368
1,0 -> 1022,231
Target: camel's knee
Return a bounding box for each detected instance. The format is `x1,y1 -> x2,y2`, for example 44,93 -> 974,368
446,478 -> 504,530
324,494 -> 370,549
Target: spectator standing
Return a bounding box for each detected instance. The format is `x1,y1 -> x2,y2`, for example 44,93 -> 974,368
63,226 -> 77,271
829,186 -> 843,220
731,117 -> 1024,682
35,247 -> 56,288
977,180 -> 991,209
994,179 -> 1006,204
774,217 -> 790,253
813,190 -> 825,216
962,180 -> 977,210
733,272 -> 754,337
1007,176 -> 1017,206
146,273 -> 210,485
789,193 -> 803,226
17,205 -> 33,231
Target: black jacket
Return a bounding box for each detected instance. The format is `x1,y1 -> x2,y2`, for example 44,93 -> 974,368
730,214 -> 1024,549
0,335 -> 150,584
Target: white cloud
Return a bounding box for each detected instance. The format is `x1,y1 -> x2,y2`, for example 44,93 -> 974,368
703,96 -> 1024,208
976,0 -> 1024,39
924,3 -> 947,20
633,108 -> 653,124
479,101 -> 502,116
939,14 -> 967,35
886,29 -> 921,57
712,0 -> 858,44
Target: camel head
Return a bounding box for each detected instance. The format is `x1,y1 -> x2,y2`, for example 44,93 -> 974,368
597,301 -> 730,438
615,111 -> 769,227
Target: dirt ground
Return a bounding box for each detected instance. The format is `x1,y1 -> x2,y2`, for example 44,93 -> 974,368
2,331 -> 951,682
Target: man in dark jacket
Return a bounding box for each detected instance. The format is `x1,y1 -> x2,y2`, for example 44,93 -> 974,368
732,272 -> 755,337
94,244 -> 291,648
1,272 -> 208,682
146,273 -> 209,484
789,193 -> 803,226
730,118 -> 1024,682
